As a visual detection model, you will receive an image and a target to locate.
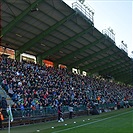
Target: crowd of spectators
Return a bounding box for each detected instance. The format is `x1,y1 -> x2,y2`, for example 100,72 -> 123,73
0,56 -> 133,117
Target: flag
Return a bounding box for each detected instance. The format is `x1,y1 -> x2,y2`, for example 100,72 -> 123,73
7,105 -> 13,122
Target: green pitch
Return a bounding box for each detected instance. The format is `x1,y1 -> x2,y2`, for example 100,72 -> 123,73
1,108 -> 133,133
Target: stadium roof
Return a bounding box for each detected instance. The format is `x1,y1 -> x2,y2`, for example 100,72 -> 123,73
1,0 -> 133,85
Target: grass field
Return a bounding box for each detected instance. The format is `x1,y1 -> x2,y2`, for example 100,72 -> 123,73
1,108 -> 133,133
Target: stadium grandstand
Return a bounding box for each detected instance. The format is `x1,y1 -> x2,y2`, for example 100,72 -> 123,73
0,0 -> 133,132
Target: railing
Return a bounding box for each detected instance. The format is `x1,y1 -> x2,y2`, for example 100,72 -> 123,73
0,85 -> 7,98
3,105 -> 86,119
3,100 -> 133,119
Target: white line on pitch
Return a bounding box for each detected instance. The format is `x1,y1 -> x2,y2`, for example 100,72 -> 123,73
52,110 -> 132,133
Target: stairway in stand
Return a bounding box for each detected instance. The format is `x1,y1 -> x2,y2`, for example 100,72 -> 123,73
0,85 -> 14,106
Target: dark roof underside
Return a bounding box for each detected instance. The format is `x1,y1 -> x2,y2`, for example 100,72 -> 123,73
1,0 -> 133,85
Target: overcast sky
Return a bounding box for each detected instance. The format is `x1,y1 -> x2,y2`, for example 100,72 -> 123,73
63,0 -> 133,57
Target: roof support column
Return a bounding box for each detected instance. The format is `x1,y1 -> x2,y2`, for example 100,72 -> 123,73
36,55 -> 42,66
15,50 -> 20,62
54,62 -> 58,69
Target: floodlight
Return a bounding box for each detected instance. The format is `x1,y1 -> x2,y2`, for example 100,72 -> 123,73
78,0 -> 85,4
31,8 -> 39,12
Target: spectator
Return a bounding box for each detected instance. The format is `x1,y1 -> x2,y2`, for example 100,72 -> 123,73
0,56 -> 132,119
1,97 -> 8,118
68,102 -> 74,119
86,101 -> 91,115
0,107 -> 4,130
57,103 -> 64,122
